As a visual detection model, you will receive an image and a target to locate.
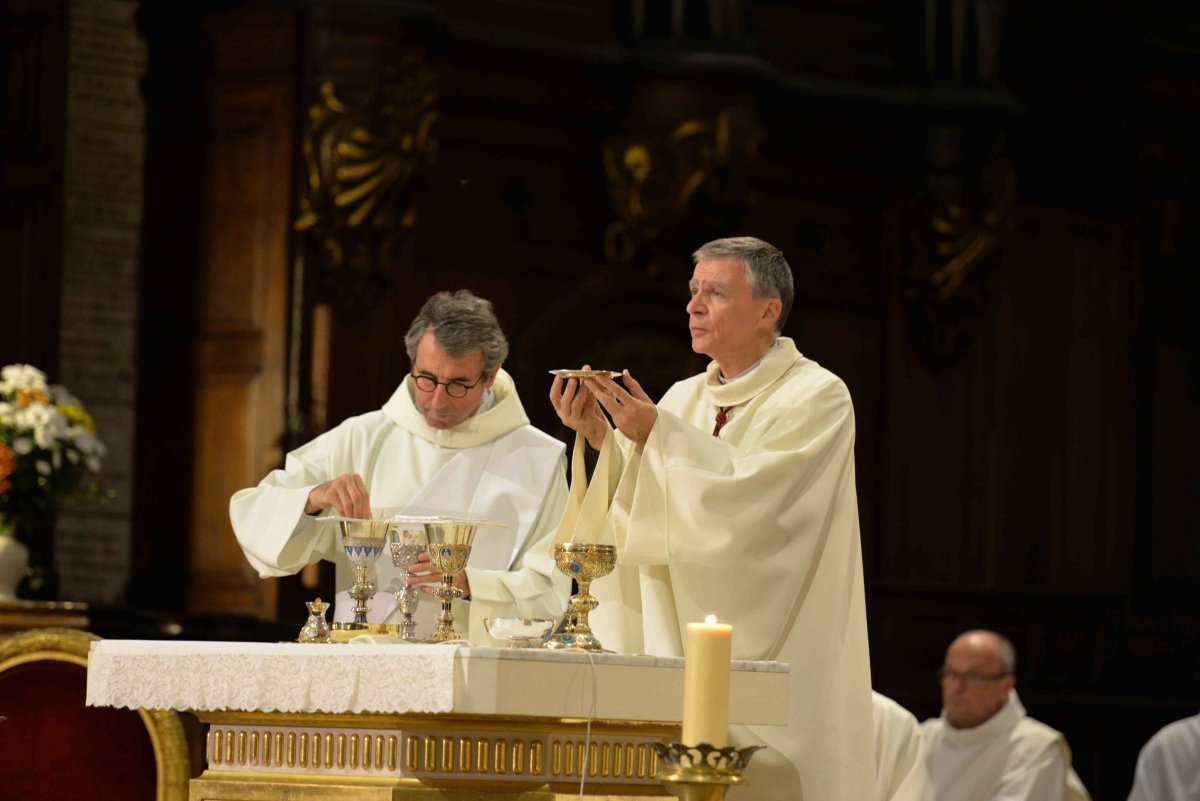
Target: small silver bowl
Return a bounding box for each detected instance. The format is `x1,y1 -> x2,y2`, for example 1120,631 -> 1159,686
483,617 -> 556,648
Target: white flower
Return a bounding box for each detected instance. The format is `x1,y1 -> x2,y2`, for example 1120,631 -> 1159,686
1,363 -> 108,516
72,429 -> 105,461
0,364 -> 48,394
50,384 -> 81,408
13,403 -> 68,450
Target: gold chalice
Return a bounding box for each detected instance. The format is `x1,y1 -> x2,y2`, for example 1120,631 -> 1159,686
420,517 -> 507,644
387,524 -> 429,642
330,517 -> 391,629
543,542 -> 616,652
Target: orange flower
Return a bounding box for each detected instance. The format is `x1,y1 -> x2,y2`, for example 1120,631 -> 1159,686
0,443 -> 14,494
16,389 -> 49,407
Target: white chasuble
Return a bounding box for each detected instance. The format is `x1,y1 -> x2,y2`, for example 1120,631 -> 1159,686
921,691 -> 1091,801
1126,712 -> 1200,801
583,337 -> 876,801
230,369 -> 569,644
873,691 -> 934,801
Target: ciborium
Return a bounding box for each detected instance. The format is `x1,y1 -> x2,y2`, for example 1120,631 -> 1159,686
543,542 -> 616,652
652,742 -> 764,801
329,516 -> 390,629
387,523 -> 428,642
420,517 -> 506,644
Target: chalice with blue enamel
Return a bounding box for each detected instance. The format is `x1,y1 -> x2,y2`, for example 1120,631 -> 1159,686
333,516 -> 390,629
543,543 -> 616,652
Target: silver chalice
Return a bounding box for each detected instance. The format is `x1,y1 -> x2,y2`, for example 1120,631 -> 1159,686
387,523 -> 428,642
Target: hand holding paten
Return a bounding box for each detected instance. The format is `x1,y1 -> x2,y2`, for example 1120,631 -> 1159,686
549,364 -> 610,450
588,370 -> 657,447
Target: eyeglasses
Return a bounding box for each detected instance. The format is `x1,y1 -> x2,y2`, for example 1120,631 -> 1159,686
412,372 -> 487,398
936,668 -> 1011,687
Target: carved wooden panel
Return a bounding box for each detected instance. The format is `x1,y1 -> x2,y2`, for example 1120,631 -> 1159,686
189,47 -> 294,615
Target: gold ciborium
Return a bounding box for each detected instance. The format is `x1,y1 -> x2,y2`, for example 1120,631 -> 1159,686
543,542 -> 616,652
420,517 -> 506,644
387,523 -> 428,642
331,516 -> 391,629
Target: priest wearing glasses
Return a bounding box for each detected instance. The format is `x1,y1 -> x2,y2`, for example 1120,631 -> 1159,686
549,236 -> 875,801
921,629 -> 1091,801
231,289 -> 569,643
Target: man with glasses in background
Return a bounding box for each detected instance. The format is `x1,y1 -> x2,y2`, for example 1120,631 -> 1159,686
231,290 -> 569,643
921,629 -> 1091,801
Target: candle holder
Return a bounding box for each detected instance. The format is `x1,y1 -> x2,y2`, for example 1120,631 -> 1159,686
652,742 -> 764,801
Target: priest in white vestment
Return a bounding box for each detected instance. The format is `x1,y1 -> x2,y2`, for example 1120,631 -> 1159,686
874,691 -> 934,801
231,290 -> 570,644
550,236 -> 876,801
1126,711 -> 1200,801
921,629 -> 1091,801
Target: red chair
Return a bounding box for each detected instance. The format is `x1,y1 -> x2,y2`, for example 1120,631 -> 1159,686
0,627 -> 190,801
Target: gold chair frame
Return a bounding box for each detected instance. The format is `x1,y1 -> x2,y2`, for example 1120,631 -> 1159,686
0,627 -> 191,801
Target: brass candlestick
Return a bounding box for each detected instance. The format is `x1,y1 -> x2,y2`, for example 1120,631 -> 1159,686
543,542 -> 616,651
652,742 -> 764,801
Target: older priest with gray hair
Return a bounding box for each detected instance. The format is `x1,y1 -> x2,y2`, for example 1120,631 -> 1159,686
549,236 -> 875,801
231,289 -> 570,643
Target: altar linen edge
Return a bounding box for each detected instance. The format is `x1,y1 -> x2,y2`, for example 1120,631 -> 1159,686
84,641 -> 458,714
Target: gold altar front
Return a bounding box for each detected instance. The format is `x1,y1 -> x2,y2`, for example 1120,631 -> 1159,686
85,641 -> 788,801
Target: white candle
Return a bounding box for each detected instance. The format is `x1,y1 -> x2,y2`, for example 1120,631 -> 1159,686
682,614 -> 733,747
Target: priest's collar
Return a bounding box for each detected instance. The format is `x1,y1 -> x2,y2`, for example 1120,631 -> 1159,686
939,690 -> 1026,744
717,338 -> 779,384
705,337 -> 802,407
477,387 -> 496,414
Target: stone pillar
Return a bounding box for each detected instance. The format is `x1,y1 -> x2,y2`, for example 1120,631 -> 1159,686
56,0 -> 146,603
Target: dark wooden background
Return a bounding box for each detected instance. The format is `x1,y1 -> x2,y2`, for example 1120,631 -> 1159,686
3,2 -> 1198,799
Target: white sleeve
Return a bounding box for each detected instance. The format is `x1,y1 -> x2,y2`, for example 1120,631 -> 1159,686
228,429 -> 343,577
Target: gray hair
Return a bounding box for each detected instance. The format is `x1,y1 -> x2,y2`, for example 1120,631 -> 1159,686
692,236 -> 794,333
403,290 -> 509,372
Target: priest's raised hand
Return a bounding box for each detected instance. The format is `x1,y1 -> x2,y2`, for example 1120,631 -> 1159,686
304,472 -> 371,519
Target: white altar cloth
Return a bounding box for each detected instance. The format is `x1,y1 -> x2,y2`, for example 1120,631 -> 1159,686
86,640 -> 461,715
85,639 -> 790,724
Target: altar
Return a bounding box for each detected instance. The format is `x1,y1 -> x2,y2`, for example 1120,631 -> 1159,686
86,640 -> 789,800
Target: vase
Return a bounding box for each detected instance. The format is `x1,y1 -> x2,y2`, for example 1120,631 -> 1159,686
0,517 -> 30,601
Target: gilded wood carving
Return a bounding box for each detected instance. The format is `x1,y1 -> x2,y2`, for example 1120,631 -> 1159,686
295,57 -> 438,316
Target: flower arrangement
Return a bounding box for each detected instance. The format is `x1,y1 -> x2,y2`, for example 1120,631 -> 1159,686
0,364 -> 107,540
